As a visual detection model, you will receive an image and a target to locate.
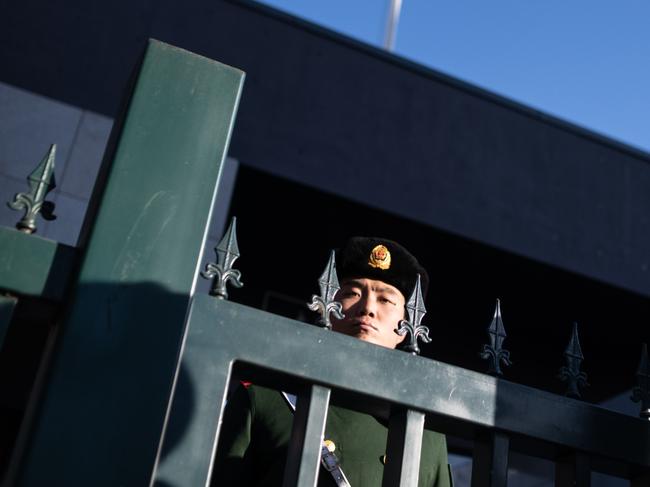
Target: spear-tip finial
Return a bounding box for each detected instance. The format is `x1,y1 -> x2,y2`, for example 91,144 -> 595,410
201,216 -> 243,299
307,250 -> 344,329
8,144 -> 57,233
558,322 -> 589,399
631,343 -> 650,420
480,298 -> 512,376
396,274 -> 431,355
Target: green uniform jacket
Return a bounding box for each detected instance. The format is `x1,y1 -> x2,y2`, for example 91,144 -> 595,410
213,384 -> 452,486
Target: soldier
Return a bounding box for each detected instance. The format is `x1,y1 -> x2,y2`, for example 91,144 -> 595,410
213,237 -> 452,486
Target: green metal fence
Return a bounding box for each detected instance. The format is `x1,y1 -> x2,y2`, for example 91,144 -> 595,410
150,294 -> 650,487
1,39 -> 649,487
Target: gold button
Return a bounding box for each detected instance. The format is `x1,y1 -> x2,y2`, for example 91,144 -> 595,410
323,440 -> 336,452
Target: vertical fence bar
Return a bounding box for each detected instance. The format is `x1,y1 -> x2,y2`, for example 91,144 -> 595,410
152,358 -> 233,487
555,452 -> 590,487
382,408 -> 425,487
0,294 -> 17,349
3,325 -> 59,486
152,299 -> 238,486
630,472 -> 650,487
471,431 -> 510,487
282,385 -> 331,487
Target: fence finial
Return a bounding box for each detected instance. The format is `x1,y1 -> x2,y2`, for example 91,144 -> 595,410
397,274 -> 431,355
307,250 -> 344,329
201,216 -> 243,299
558,322 -> 589,398
480,299 -> 512,376
631,343 -> 650,420
8,144 -> 57,234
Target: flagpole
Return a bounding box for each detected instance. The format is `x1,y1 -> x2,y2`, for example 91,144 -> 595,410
383,0 -> 403,52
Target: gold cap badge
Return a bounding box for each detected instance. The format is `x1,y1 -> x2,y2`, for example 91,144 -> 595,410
368,244 -> 391,270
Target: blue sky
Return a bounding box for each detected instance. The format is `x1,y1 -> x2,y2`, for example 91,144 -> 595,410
259,0 -> 650,153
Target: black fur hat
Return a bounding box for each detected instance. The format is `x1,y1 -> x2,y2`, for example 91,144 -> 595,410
335,237 -> 429,300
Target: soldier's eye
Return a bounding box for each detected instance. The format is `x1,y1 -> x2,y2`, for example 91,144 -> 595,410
341,290 -> 360,298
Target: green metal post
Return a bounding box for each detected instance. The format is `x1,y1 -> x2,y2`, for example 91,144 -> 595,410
283,385 -> 331,487
16,40 -> 244,486
382,408 -> 425,487
471,431 -> 510,487
631,472 -> 650,487
555,452 -> 591,487
0,294 -> 17,350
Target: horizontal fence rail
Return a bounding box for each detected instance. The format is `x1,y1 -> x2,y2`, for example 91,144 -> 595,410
154,295 -> 650,486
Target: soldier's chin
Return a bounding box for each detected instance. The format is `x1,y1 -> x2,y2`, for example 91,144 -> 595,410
357,333 -> 402,349
355,332 -> 384,347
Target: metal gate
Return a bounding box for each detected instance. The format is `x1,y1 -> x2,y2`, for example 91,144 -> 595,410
1,40 -> 649,487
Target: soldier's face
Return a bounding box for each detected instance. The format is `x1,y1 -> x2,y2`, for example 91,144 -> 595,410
331,278 -> 406,349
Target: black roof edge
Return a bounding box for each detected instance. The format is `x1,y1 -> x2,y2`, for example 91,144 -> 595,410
227,0 -> 650,163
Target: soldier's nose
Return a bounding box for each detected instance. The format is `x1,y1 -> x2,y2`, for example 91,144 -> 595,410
357,296 -> 376,317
